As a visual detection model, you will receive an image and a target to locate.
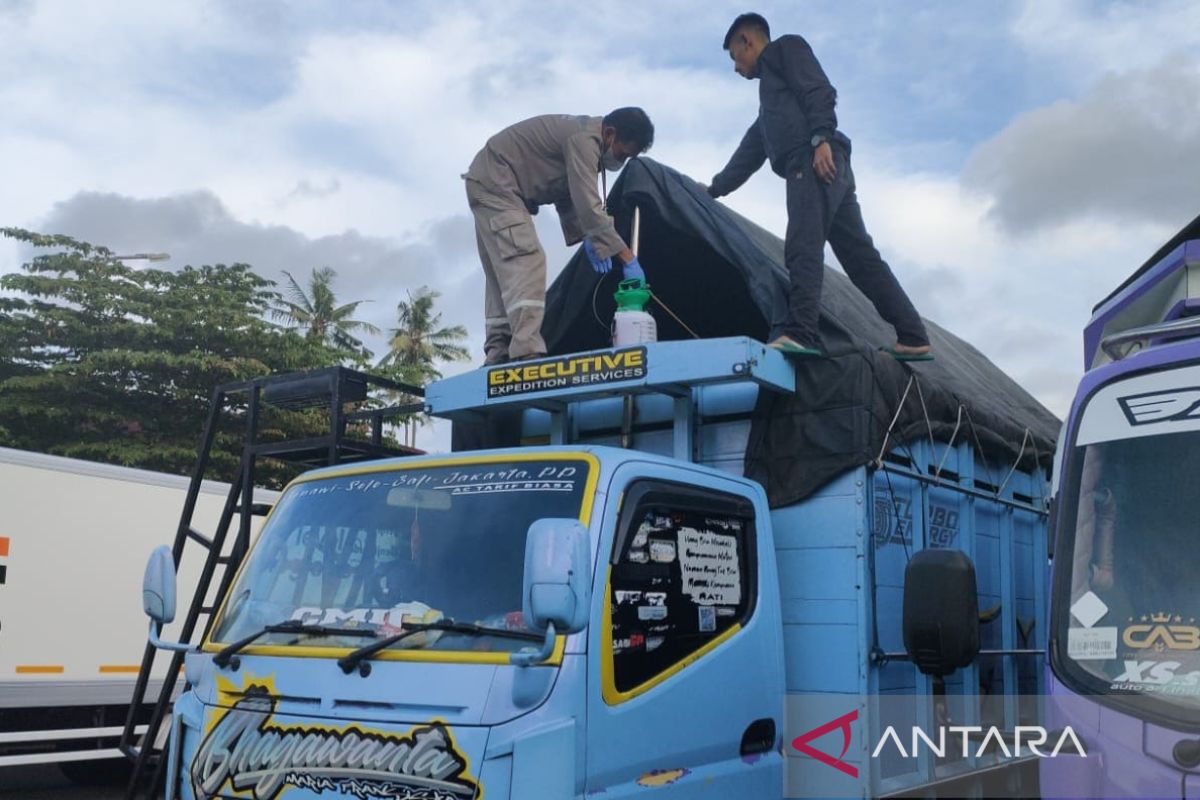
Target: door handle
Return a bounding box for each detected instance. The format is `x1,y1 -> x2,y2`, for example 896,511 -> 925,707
740,718 -> 776,756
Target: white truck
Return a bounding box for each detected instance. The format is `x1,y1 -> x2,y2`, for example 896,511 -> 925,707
0,446 -> 274,783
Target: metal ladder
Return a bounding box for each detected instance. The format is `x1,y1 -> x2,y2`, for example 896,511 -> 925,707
119,367 -> 423,798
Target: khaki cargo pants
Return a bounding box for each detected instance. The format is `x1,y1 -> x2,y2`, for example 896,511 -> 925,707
465,179 -> 547,365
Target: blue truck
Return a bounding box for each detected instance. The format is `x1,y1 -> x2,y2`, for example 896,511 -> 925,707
127,161 -> 1060,799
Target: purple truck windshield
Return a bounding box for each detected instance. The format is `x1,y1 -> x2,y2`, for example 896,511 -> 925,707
1056,426 -> 1200,716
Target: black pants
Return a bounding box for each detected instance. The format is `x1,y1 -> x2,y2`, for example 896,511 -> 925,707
781,147 -> 929,348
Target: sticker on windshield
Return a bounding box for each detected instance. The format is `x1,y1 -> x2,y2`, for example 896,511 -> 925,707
292,463 -> 583,499
1068,626 -> 1118,660
649,540 -> 677,563
1111,659 -> 1200,695
290,602 -> 436,630
1121,612 -> 1200,654
1069,591 -> 1109,629
677,528 -> 741,606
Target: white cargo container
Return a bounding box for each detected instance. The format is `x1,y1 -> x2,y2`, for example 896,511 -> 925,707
0,446 -> 275,778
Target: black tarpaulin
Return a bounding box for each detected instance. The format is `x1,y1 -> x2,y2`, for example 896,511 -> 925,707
540,157 -> 1060,507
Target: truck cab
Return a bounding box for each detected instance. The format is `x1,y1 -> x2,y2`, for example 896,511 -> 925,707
1044,217 -> 1200,798
148,340 -> 793,799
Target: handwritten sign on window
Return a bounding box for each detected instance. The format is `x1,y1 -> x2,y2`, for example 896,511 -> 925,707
677,527 -> 741,606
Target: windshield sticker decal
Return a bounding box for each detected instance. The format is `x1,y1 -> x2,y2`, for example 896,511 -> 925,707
615,590 -> 643,606
1111,660 -> 1200,695
293,464 -> 582,499
638,605 -> 668,621
1069,591 -> 1109,629
437,465 -> 580,495
698,606 -> 716,633
1122,612 -> 1200,653
649,540 -> 676,563
613,633 -> 646,654
631,521 -> 657,549
486,347 -> 647,398
290,603 -> 436,630
677,528 -> 742,606
192,688 -> 480,800
1068,627 -> 1118,661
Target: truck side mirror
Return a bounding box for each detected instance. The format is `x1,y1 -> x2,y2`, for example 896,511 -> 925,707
143,545 -> 177,625
511,518 -> 591,667
902,549 -> 980,677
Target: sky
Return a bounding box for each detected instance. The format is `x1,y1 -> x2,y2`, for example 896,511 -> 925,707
4,0 -> 1200,452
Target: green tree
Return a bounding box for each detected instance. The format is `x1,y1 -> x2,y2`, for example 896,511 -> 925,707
273,266 -> 379,363
376,286 -> 470,446
0,228 -> 343,484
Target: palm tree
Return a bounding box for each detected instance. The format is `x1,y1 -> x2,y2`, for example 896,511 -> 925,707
273,267 -> 380,360
377,286 -> 470,446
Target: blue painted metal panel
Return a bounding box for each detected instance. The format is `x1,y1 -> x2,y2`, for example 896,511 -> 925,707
427,336 -> 794,417
782,623 -> 862,693
777,432 -> 1049,796
511,719 -> 575,798
585,458 -> 784,796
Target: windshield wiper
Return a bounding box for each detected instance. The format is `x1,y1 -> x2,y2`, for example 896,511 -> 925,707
337,619 -> 543,676
213,619 -> 376,669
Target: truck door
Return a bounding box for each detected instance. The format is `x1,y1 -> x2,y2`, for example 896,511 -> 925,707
585,465 -> 783,797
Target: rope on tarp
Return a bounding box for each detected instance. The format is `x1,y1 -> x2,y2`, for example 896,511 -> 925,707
932,405 -> 965,481
996,427 -> 1033,499
873,371 -> 1048,507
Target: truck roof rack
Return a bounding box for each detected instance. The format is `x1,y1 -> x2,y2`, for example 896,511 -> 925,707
1085,229 -> 1200,368
1100,315 -> 1200,361
119,366 -> 423,798
427,337 -> 796,461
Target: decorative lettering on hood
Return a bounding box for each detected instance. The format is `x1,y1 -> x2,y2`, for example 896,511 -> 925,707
191,688 -> 480,800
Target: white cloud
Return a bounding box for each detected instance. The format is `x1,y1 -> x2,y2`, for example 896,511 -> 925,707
8,0 -> 1199,446
964,56 -> 1200,233
1012,0 -> 1200,82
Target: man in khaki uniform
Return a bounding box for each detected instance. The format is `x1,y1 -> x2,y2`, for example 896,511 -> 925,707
464,108 -> 655,364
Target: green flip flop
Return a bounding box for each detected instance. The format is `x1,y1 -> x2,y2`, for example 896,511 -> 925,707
882,346 -> 934,362
770,339 -> 823,358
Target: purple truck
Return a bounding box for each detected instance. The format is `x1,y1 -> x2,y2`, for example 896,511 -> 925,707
1044,214 -> 1200,798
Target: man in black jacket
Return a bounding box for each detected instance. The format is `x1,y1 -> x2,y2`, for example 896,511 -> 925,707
708,13 -> 932,360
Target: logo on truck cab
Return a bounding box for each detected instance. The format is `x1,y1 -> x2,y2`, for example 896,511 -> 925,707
486,347 -> 647,397
192,687 -> 480,800
1117,387 -> 1200,426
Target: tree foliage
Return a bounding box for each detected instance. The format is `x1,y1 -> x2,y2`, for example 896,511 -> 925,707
272,266 -> 379,363
375,286 -> 470,447
0,227 -> 346,484
377,286 -> 470,385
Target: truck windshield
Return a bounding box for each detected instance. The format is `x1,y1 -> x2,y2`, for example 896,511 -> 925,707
210,458 -> 592,656
1055,424 -> 1200,718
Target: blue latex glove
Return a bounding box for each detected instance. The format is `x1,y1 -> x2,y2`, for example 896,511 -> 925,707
622,256 -> 645,281
583,237 -> 612,274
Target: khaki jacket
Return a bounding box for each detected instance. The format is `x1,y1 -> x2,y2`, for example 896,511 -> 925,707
465,114 -> 626,259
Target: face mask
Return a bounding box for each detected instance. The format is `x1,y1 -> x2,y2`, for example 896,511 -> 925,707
602,148 -> 627,172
